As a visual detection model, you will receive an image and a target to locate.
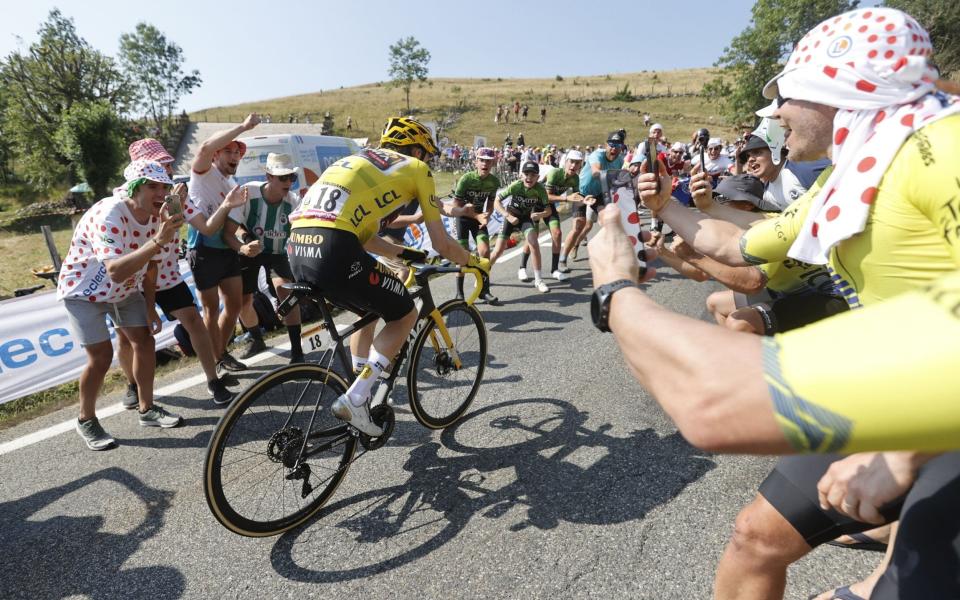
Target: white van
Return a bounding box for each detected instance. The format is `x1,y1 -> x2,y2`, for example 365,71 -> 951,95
234,134 -> 361,197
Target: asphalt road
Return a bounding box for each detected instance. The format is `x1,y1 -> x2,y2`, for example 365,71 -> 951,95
0,236 -> 878,599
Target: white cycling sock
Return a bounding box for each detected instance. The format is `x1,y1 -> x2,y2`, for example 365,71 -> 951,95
533,269 -> 542,282
351,355 -> 367,374
346,348 -> 390,406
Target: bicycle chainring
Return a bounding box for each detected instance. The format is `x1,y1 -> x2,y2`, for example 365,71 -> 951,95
359,404 -> 395,451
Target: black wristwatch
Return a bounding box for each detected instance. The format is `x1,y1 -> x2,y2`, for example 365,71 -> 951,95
591,279 -> 637,332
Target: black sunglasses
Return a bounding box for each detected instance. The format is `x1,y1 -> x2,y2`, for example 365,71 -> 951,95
274,173 -> 297,182
776,92 -> 792,107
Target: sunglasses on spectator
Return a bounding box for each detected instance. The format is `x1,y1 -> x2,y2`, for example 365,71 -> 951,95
274,173 -> 297,182
776,93 -> 792,107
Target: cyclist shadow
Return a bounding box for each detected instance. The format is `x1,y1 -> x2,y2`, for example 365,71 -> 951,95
482,308 -> 578,334
0,467 -> 184,599
269,397 -> 715,583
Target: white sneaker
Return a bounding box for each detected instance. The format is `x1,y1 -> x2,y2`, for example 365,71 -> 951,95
534,279 -> 550,293
517,267 -> 530,282
331,394 -> 384,436
551,269 -> 567,281
557,262 -> 571,274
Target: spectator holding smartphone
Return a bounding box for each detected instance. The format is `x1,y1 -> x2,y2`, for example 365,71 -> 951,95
59,160 -> 185,450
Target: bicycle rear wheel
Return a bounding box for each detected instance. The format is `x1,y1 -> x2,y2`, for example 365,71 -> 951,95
204,363 -> 356,537
407,299 -> 487,429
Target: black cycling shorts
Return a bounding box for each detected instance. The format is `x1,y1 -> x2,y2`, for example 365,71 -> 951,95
155,281 -> 198,321
456,217 -> 489,247
752,293 -> 849,335
871,452 -> 960,599
498,215 -> 535,240
240,253 -> 294,295
288,227 -> 414,322
536,203 -> 560,231
759,455 -> 904,547
187,246 -> 241,291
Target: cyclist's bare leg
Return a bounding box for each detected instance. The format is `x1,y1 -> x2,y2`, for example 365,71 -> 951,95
344,307 -> 417,401
350,321 -> 377,366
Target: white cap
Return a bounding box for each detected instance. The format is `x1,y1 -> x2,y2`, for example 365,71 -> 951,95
649,123 -> 663,133
707,137 -> 723,148
264,152 -> 297,176
566,150 -> 584,162
670,141 -> 686,152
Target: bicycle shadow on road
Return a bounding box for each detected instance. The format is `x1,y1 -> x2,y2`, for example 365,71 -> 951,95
482,306 -> 579,334
0,467 -> 184,599
268,396 -> 715,584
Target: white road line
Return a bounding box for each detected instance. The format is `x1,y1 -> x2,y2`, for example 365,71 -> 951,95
0,233 -> 558,455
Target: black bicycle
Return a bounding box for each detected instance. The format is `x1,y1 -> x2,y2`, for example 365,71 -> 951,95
203,262 -> 488,537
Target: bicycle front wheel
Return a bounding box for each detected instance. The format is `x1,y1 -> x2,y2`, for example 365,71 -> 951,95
204,364 -> 357,537
407,299 -> 487,429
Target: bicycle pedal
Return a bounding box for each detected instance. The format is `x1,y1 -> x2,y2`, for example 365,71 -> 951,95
359,405 -> 395,451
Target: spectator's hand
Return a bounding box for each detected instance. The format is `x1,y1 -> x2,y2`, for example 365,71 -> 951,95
589,204 -> 658,287
460,205 -> 479,219
156,208 -> 184,245
223,185 -> 248,209
506,214 -> 519,225
172,182 -> 188,204
242,113 -> 261,130
240,240 -> 262,258
476,212 -> 489,227
582,195 -> 597,207
147,307 -> 163,335
568,192 -> 585,204
636,159 -> 672,214
817,452 -> 919,525
689,166 -> 714,211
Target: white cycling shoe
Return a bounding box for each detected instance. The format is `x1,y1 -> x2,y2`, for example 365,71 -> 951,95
331,394 -> 384,437
551,269 -> 567,281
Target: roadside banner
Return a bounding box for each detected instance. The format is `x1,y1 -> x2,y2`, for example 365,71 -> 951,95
0,261 -> 194,405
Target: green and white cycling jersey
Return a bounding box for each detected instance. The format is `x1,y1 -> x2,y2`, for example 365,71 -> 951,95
454,171 -> 501,212
543,168 -> 579,196
497,179 -> 549,216
230,182 -> 298,254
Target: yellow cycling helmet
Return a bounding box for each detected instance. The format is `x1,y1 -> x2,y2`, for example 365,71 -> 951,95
380,116 -> 439,158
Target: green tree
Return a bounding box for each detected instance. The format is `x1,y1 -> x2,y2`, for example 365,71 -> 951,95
54,101 -> 127,199
0,9 -> 132,191
0,83 -> 13,184
705,0 -> 859,124
387,37 -> 431,113
885,0 -> 960,76
119,22 -> 202,136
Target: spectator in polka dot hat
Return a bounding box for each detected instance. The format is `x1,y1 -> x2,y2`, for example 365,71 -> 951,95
633,6 -> 960,599
114,140 -> 237,409
59,160 -> 186,450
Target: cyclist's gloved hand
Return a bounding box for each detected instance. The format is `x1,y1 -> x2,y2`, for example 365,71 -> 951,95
398,247 -> 428,263
467,254 -> 491,274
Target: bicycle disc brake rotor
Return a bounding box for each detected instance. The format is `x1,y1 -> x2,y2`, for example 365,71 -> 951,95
360,405 -> 395,451
266,427 -> 305,468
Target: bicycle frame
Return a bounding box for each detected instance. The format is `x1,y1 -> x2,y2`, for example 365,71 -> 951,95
276,263 -> 485,461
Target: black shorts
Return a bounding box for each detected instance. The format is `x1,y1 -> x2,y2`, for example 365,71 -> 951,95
575,198 -> 604,219
288,227 -> 414,322
752,293 -> 849,335
187,246 -> 240,291
537,203 -> 560,230
155,281 -> 197,321
759,455 -> 904,547
872,452 -> 960,599
457,217 -> 490,246
240,253 -> 294,295
498,215 -> 535,240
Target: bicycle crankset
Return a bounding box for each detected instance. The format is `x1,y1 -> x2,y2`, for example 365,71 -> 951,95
359,404 -> 395,451
267,427 -> 305,469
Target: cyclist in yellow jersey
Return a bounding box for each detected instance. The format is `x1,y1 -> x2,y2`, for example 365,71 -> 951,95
288,117 -> 489,436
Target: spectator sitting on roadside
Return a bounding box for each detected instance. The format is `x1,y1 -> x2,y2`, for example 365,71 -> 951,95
60,160 -> 185,450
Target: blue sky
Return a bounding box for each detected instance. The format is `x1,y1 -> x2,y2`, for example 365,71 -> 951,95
0,1 -> 869,113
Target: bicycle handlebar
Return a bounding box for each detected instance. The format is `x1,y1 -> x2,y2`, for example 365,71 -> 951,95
403,260 -> 486,305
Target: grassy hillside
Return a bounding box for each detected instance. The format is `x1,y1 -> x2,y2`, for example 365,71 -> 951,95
191,68 -> 740,150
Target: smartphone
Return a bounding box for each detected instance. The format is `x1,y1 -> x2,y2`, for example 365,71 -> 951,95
163,194 -> 182,217
646,136 -> 661,194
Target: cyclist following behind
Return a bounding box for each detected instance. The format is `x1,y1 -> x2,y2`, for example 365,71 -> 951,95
488,160 -> 553,292
287,117 -> 489,436
449,146 -> 500,304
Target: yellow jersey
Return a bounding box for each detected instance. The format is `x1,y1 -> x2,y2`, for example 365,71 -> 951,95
764,268 -> 960,453
740,114 -> 960,308
290,148 -> 443,244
